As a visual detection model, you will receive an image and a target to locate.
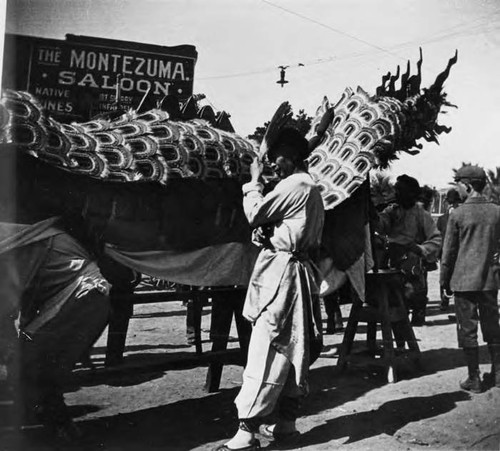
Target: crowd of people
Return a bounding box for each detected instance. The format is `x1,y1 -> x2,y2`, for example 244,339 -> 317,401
213,131 -> 500,451
1,126 -> 499,449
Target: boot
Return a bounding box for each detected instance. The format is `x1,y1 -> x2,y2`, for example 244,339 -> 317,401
324,294 -> 342,334
484,344 -> 500,388
411,309 -> 425,327
459,347 -> 482,393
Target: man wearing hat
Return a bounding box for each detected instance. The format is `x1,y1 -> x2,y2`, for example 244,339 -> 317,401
376,174 -> 442,326
215,127 -> 324,451
440,164 -> 500,393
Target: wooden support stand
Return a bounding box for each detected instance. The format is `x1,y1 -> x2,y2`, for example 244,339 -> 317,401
104,287 -> 250,392
204,289 -> 250,392
336,269 -> 421,383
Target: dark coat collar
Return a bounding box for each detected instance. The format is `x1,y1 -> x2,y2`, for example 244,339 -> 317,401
464,195 -> 490,204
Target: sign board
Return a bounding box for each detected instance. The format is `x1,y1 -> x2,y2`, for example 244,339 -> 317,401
2,33 -> 197,122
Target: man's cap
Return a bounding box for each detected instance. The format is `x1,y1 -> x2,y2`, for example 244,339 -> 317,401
454,164 -> 486,181
268,127 -> 309,162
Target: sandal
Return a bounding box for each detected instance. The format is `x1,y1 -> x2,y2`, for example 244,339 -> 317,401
212,439 -> 261,451
260,425 -> 300,443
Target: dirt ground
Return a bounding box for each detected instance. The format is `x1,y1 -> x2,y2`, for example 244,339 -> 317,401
1,271 -> 500,451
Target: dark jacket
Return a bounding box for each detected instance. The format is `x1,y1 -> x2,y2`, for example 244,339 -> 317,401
377,203 -> 442,262
437,212 -> 450,238
440,196 -> 500,292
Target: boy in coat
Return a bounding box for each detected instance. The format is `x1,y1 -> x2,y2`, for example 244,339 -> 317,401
440,164 -> 500,392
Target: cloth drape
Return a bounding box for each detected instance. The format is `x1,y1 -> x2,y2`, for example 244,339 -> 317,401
104,241 -> 259,287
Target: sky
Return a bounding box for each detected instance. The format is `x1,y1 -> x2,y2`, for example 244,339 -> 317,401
2,0 -> 500,189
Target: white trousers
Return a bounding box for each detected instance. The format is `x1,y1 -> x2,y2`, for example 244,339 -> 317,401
235,313 -> 301,419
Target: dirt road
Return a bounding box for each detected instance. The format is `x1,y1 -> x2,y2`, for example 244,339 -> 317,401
2,272 -> 499,450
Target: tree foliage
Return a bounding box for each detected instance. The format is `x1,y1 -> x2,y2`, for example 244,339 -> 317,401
486,167 -> 500,204
370,172 -> 395,211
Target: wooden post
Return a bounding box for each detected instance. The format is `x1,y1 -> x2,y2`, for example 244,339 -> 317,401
105,293 -> 134,367
204,288 -> 249,392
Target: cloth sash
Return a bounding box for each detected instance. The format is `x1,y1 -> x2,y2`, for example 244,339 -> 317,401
243,247 -> 322,390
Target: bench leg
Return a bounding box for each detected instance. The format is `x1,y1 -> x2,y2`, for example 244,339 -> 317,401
336,300 -> 362,373
366,322 -> 378,355
186,299 -> 204,355
105,297 -> 133,367
205,293 -> 234,393
378,289 -> 397,383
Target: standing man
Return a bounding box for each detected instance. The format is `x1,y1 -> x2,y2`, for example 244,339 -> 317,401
440,164 -> 500,393
437,188 -> 462,311
215,128 -> 324,451
376,175 -> 442,326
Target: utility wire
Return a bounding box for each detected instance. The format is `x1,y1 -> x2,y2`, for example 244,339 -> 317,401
199,67 -> 277,80
198,9 -> 500,81
261,0 -> 407,61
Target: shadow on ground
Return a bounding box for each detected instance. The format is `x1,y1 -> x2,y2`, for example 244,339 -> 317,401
1,387 -> 241,451
298,391 -> 470,448
317,343 -> 491,385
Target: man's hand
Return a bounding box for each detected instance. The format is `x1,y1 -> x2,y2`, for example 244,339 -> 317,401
441,283 -> 453,297
406,242 -> 423,256
253,227 -> 266,245
250,157 -> 264,183
252,226 -> 272,248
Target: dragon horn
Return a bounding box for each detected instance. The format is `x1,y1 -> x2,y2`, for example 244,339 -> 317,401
376,71 -> 391,96
407,48 -> 424,96
388,66 -> 400,96
430,50 -> 458,93
397,60 -> 411,99
417,47 -> 423,73
415,47 -> 423,92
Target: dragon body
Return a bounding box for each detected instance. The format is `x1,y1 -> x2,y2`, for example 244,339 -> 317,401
0,91 -> 258,184
306,49 -> 458,208
0,49 -> 457,215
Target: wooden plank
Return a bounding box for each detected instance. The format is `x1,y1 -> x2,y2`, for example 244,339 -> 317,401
119,287 -> 247,304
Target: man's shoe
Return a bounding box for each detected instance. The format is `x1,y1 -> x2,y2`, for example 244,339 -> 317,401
212,439 -> 260,451
483,371 -> 500,388
459,374 -> 482,393
483,372 -> 496,388
260,425 -> 300,444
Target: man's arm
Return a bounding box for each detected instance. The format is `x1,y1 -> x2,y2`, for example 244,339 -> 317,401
242,179 -> 297,228
242,157 -> 298,228
415,210 -> 442,262
440,212 -> 459,289
374,204 -> 396,236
